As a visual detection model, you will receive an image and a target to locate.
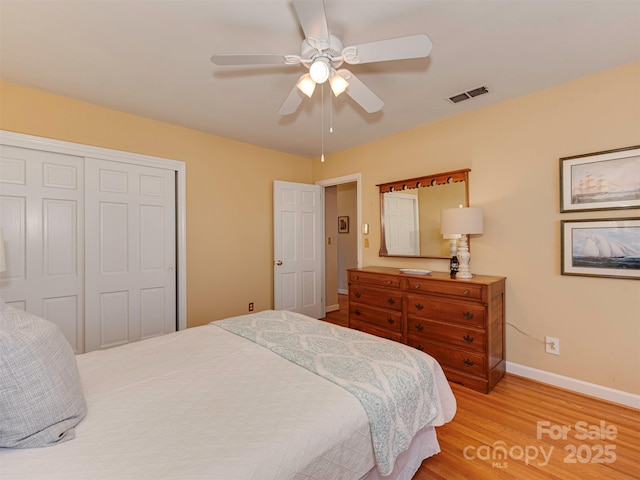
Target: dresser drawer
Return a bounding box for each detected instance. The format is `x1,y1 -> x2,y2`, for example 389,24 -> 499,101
406,295 -> 486,328
350,320 -> 403,343
407,318 -> 485,352
349,270 -> 402,289
349,286 -> 402,312
407,338 -> 486,377
406,279 -> 484,300
349,303 -> 402,333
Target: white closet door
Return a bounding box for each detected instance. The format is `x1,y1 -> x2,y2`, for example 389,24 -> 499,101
85,158 -> 176,351
0,146 -> 85,352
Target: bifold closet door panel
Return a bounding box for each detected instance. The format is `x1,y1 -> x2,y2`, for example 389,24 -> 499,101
84,158 -> 176,352
0,145 -> 85,352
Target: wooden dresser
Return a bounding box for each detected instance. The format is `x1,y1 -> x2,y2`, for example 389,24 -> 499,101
348,266 -> 506,393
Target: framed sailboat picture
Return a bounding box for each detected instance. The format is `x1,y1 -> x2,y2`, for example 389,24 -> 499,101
560,145 -> 640,212
561,218 -> 640,279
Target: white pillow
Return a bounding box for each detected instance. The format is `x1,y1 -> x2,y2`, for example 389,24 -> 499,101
0,299 -> 87,448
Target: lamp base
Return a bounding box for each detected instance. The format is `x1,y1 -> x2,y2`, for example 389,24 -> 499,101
455,234 -> 473,280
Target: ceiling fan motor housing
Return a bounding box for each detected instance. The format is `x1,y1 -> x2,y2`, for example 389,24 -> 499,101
300,34 -> 345,70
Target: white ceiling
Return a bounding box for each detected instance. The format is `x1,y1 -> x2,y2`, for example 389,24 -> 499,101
1,1 -> 639,159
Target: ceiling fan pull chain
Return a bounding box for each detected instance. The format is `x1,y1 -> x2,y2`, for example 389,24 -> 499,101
330,87 -> 334,134
321,84 -> 325,163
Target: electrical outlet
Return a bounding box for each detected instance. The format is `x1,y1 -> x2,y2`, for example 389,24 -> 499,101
248,302 -> 254,312
545,336 -> 560,355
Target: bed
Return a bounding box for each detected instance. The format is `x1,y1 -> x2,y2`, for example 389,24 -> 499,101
1,303 -> 456,480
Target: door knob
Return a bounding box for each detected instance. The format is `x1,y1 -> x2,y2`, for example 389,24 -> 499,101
275,260 -> 283,265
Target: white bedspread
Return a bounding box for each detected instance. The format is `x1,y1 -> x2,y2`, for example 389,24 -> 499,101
215,310 -> 455,475
1,314 -> 456,480
1,325 -> 375,479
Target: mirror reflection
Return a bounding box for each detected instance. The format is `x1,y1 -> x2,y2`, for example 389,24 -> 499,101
378,169 -> 469,259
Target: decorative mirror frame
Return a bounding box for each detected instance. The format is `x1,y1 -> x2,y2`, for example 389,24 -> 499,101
378,168 -> 470,259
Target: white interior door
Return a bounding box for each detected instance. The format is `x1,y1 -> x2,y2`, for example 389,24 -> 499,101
85,158 -> 176,351
0,146 -> 85,352
273,180 -> 324,319
383,192 -> 420,255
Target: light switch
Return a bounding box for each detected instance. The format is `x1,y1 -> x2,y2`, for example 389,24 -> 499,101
364,238 -> 369,248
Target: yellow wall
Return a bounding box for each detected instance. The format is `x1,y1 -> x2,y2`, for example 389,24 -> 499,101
0,81 -> 312,327
313,62 -> 640,395
2,62 -> 639,395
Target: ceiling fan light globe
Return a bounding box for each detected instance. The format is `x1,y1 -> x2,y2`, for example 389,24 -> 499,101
296,74 -> 316,97
309,58 -> 330,84
329,73 -> 348,96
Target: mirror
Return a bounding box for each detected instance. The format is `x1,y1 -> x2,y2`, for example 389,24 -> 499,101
378,169 -> 469,259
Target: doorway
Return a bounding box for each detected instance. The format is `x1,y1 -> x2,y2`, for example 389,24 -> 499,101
316,174 -> 361,317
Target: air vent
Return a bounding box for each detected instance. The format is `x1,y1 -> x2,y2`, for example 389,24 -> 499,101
446,85 -> 490,104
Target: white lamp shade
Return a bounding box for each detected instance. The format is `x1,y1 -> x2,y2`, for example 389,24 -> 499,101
440,207 -> 484,235
0,228 -> 6,273
309,57 -> 330,84
296,74 -> 316,97
329,71 -> 348,96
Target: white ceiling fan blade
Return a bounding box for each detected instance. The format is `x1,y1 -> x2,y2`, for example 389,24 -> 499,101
293,0 -> 330,47
211,54 -> 298,66
342,34 -> 433,65
339,70 -> 384,114
278,83 -> 306,115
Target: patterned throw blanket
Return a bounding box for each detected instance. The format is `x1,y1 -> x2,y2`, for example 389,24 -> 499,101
213,310 -> 448,476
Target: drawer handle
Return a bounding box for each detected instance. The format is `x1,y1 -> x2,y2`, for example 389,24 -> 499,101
414,284 -> 421,289
354,309 -> 361,316
463,289 -> 470,296
387,317 -> 395,325
355,292 -> 361,299
415,324 -> 424,332
354,275 -> 359,280
463,334 -> 474,343
416,345 -> 424,352
386,280 -> 393,285
415,303 -> 424,310
463,358 -> 475,367
387,298 -> 395,305
463,311 -> 474,320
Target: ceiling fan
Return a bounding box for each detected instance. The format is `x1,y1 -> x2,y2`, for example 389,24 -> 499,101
211,0 -> 433,115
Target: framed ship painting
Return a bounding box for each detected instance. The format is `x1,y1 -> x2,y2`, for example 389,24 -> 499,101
561,218 -> 640,279
560,145 -> 640,212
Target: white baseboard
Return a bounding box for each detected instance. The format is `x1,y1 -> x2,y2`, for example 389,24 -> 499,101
325,304 -> 340,313
506,362 -> 640,410
337,288 -> 348,295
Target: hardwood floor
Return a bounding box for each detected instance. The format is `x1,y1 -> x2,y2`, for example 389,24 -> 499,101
322,295 -> 640,479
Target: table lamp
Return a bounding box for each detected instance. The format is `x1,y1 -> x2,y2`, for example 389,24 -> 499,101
440,206 -> 483,279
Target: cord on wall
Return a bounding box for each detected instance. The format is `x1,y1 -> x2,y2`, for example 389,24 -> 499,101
506,322 -> 545,345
